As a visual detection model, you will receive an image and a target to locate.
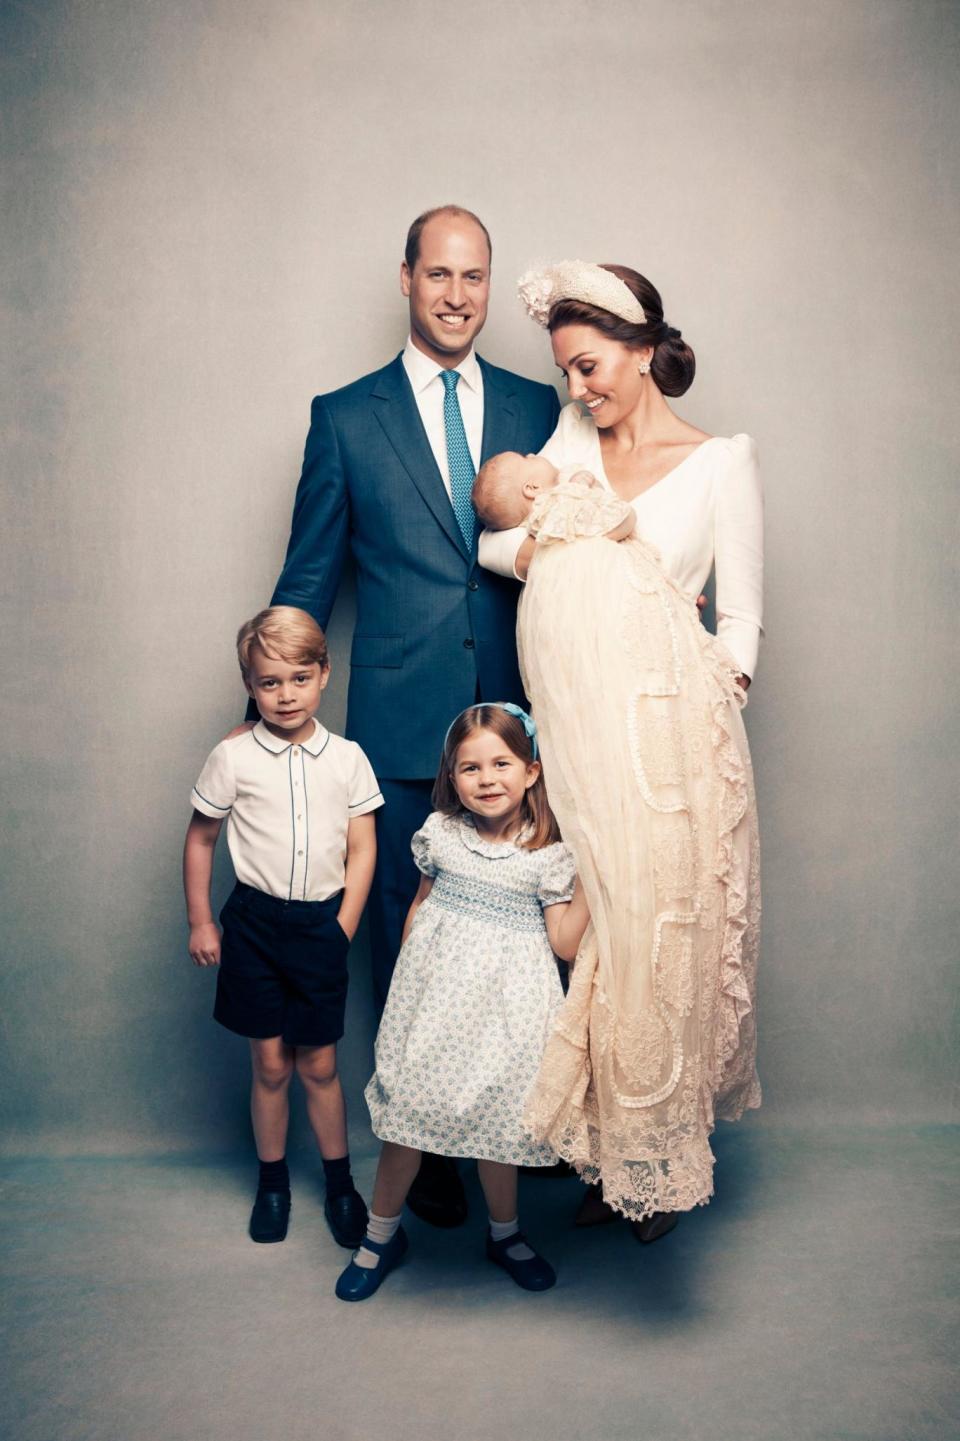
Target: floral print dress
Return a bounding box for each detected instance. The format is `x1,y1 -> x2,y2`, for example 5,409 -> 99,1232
365,811 -> 576,1166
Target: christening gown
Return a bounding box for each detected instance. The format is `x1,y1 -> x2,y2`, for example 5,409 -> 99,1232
518,467 -> 761,1220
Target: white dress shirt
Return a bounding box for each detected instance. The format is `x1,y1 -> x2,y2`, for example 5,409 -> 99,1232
402,336 -> 484,497
191,719 -> 384,902
478,403 -> 765,680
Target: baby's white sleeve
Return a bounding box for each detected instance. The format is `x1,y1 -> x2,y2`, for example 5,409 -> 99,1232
191,742 -> 236,819
714,436 -> 764,681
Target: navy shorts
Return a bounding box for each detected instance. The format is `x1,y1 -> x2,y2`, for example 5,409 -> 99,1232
214,883 -> 350,1048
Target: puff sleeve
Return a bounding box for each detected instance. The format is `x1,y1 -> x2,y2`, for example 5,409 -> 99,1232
411,811 -> 442,878
191,741 -> 236,819
536,843 -> 577,908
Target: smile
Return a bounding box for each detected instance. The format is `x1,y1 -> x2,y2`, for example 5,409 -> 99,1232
437,314 -> 468,327
585,397 -> 605,412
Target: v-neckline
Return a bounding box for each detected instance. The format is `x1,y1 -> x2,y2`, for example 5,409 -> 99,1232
592,428 -> 718,504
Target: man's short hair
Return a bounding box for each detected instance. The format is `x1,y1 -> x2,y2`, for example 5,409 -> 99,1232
404,205 -> 492,272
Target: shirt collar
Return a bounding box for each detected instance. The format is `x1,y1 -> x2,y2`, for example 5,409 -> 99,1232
252,718 -> 329,756
402,335 -> 482,396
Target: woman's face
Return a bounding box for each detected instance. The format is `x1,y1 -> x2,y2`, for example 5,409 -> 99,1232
551,324 -> 654,428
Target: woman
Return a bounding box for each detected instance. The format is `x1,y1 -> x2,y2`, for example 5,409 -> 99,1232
478,261 -> 762,1240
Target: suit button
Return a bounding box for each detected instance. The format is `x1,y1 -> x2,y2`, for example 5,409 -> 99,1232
463,638 -> 475,649
467,580 -> 479,592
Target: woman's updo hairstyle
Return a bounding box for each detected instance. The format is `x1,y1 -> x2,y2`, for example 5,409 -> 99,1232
547,264 -> 696,398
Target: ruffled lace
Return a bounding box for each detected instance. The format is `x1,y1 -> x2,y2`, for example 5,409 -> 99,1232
528,470 -> 633,545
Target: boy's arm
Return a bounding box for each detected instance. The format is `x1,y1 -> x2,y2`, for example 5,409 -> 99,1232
183,811 -> 225,966
543,876 -> 591,962
336,812 -> 377,940
400,874 -> 435,947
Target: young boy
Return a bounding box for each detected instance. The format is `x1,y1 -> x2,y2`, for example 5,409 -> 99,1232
184,606 -> 382,1247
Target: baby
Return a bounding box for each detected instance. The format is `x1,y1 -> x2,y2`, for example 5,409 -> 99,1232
472,448 -> 756,1226
473,452 -> 636,544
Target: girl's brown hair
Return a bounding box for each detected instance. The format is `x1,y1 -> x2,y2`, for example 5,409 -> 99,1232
432,705 -> 561,850
548,263 -> 696,397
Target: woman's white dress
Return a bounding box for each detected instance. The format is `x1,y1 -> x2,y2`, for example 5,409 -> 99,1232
481,405 -> 763,1221
366,811 -> 576,1166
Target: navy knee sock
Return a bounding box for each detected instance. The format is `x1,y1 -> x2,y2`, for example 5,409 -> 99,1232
322,1154 -> 354,1201
258,1157 -> 290,1194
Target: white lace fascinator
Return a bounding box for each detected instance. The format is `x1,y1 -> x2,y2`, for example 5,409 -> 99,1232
517,261 -> 646,328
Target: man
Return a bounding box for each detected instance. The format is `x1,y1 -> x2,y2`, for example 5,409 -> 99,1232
261,206 -> 560,1224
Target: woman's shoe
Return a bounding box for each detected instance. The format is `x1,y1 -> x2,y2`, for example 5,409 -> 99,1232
573,1184 -> 618,1228
334,1227 -> 409,1302
485,1231 -> 556,1292
630,1211 -> 680,1244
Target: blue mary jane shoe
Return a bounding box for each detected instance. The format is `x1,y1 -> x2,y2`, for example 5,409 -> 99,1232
334,1227 -> 409,1302
485,1230 -> 556,1292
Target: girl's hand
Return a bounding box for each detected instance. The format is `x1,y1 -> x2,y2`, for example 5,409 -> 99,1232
189,921 -> 222,967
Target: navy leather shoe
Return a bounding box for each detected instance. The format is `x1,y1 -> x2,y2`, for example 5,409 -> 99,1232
324,1188 -> 369,1249
249,1189 -> 290,1244
485,1231 -> 556,1292
335,1227 -> 409,1302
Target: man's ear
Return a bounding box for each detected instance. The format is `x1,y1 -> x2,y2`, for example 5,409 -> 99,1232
400,262 -> 412,297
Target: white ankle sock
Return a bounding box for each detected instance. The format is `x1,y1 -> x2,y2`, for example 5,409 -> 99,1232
354,1211 -> 402,1269
489,1215 -> 535,1261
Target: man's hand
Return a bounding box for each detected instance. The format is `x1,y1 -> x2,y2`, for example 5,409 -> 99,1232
696,593 -> 707,618
189,920 -> 222,967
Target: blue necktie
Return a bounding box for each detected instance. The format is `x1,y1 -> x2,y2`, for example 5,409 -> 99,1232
440,369 -> 476,551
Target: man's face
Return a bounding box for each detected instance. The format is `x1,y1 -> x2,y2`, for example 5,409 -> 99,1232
401,214 -> 491,366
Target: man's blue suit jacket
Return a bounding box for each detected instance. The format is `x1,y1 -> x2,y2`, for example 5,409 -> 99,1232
270,353 -> 560,779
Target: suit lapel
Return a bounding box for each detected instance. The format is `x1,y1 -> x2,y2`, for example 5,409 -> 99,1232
371,356 -> 467,559
478,358 -> 520,463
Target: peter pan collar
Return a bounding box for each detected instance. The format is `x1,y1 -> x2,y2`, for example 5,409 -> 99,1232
456,813 -> 529,859
252,718 -> 330,756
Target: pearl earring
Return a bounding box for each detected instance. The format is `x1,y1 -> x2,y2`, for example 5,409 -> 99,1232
638,360 -> 651,375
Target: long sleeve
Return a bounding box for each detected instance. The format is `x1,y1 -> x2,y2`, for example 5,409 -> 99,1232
271,395 -> 350,629
714,436 -> 764,680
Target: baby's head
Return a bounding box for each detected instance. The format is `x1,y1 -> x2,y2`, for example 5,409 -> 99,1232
472,452 -> 559,530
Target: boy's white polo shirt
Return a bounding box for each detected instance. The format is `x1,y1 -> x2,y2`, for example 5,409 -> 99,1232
191,719 -> 383,902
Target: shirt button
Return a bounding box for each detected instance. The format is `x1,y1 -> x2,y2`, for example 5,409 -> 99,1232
463,637 -> 475,649
467,580 -> 479,592
297,849 -> 304,856
293,748 -> 300,755
297,813 -> 302,820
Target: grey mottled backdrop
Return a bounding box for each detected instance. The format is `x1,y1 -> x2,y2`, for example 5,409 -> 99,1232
2,0 -> 957,1155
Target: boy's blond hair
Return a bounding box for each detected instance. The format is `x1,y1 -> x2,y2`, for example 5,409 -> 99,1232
236,606 -> 329,681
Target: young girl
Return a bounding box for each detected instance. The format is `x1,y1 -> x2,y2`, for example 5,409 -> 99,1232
335,704 -> 590,1302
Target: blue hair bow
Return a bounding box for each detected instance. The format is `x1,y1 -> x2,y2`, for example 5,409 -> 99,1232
498,702 -> 539,759
443,702 -> 539,760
